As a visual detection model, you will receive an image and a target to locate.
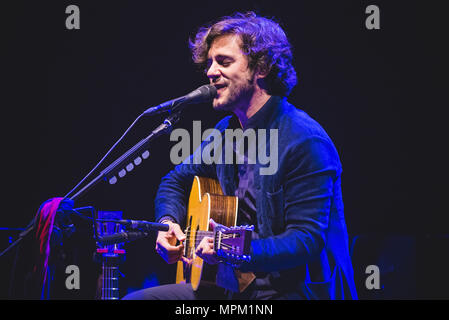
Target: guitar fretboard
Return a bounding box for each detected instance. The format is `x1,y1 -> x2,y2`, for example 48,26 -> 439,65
102,260 -> 120,300
184,230 -> 214,258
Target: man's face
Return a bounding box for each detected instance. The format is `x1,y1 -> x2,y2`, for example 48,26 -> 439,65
206,34 -> 256,112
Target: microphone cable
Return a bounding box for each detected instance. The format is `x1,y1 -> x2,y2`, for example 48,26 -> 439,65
64,112 -> 145,199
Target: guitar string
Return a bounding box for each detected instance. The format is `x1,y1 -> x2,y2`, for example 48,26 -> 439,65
184,236 -> 239,242
105,262 -> 108,300
184,230 -> 243,234
102,264 -> 104,299
184,242 -> 234,251
105,246 -> 107,299
107,263 -> 109,299
184,234 -> 238,246
186,241 -> 233,248
184,237 -> 236,245
184,232 -> 240,239
184,229 -> 242,234
184,238 -> 238,243
107,261 -> 109,299
182,231 -> 243,259
184,231 -> 239,237
107,262 -> 109,299
183,241 -> 233,255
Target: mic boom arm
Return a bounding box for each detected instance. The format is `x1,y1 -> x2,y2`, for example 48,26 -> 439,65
69,84 -> 216,201
69,111 -> 182,201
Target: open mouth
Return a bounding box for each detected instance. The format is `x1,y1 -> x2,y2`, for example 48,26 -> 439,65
214,84 -> 226,95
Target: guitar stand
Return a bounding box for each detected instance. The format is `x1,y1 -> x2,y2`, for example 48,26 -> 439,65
93,213 -> 169,299
94,211 -> 126,300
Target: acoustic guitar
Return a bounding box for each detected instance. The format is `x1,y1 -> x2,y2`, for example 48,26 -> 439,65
176,176 -> 255,292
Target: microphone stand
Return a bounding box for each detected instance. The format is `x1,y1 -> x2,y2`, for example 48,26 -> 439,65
0,220 -> 35,258
69,111 -> 181,201
0,111 -> 182,259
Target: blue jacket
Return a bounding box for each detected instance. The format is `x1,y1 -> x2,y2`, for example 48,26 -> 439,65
155,96 -> 357,299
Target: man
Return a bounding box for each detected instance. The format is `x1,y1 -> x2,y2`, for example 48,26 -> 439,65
123,12 -> 357,300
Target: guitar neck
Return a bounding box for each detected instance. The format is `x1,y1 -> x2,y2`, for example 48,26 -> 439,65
95,214 -> 125,300
187,230 -> 215,245
101,257 -> 120,300
184,230 -> 215,257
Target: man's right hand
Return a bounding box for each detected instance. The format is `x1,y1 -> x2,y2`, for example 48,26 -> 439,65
155,220 -> 186,264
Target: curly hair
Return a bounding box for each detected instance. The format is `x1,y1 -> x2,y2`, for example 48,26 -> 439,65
189,12 -> 297,97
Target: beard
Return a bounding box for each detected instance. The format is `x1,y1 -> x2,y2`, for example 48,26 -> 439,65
212,77 -> 256,112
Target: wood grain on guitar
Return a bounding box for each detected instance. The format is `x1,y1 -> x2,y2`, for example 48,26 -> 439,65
176,176 -> 255,293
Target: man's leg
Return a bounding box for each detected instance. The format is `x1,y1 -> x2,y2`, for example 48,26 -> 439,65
122,283 -> 195,300
122,283 -> 227,300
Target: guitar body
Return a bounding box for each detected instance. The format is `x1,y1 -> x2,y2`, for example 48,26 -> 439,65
176,176 -> 238,290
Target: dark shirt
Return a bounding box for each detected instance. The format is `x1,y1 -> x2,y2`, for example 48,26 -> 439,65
232,122 -> 257,230
231,99 -> 279,295
231,96 -> 279,231
234,158 -> 257,228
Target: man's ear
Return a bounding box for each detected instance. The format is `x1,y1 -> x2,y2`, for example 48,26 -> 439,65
255,64 -> 271,79
254,64 -> 270,92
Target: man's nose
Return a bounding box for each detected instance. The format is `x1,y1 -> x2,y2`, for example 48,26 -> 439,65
206,61 -> 221,82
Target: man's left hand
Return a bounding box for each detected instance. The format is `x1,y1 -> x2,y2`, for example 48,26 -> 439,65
195,219 -> 222,265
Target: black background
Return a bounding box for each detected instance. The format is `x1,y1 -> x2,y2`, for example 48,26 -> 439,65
1,0 -> 447,299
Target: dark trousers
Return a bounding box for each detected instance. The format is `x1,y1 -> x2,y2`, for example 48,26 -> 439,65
122,283 -> 232,300
122,282 -> 302,300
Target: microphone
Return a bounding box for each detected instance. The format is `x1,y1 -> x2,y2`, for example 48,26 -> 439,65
119,220 -> 169,232
96,230 -> 150,245
143,84 -> 217,116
